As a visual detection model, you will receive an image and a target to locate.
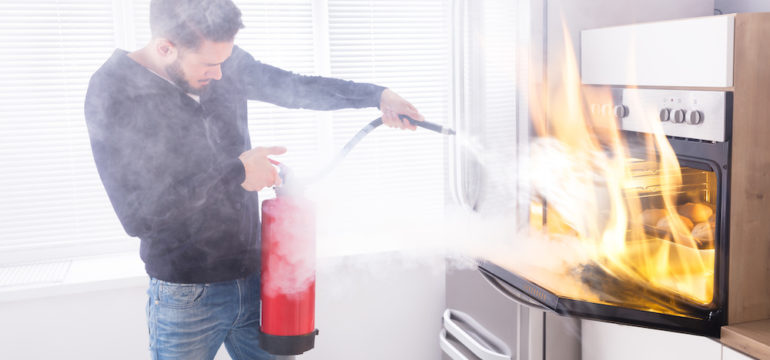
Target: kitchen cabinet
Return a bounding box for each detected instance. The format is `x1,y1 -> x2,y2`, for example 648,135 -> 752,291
583,320 -> 762,360
723,346 -> 757,360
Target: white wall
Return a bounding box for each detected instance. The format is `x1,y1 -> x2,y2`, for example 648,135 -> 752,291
0,285 -> 150,359
0,253 -> 444,360
715,0 -> 770,14
303,253 -> 445,360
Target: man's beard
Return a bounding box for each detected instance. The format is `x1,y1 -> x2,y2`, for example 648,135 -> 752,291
165,59 -> 205,95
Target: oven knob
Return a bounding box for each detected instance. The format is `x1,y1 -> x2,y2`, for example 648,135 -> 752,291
688,110 -> 704,125
614,105 -> 629,118
673,109 -> 687,123
659,108 -> 671,122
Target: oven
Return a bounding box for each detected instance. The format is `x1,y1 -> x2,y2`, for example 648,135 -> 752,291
479,87 -> 731,336
471,13 -> 770,338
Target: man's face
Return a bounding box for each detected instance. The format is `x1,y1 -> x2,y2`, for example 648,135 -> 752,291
165,40 -> 234,95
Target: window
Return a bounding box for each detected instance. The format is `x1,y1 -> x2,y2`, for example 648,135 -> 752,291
326,0 -> 450,211
0,0 -> 455,264
320,0 -> 452,254
0,1 -> 133,264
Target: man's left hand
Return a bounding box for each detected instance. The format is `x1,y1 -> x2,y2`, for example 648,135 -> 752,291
379,89 -> 425,130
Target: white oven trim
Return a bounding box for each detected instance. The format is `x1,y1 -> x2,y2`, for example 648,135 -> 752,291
581,15 -> 734,88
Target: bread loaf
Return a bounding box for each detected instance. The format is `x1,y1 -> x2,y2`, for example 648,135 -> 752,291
677,202 -> 714,223
656,215 -> 695,232
642,209 -> 668,228
691,222 -> 714,248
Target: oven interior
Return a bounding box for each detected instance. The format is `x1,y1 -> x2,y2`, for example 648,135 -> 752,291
521,157 -> 719,320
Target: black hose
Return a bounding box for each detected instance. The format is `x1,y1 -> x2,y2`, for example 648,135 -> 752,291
312,115 -> 455,183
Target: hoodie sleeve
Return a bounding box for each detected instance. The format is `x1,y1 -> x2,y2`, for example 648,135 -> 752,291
229,46 -> 386,110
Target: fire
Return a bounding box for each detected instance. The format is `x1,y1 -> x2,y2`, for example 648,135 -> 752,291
518,23 -> 715,314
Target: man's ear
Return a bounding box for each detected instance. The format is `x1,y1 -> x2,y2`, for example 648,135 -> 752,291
154,38 -> 177,61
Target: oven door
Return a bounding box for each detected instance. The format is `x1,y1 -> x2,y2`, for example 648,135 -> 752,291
479,135 -> 730,337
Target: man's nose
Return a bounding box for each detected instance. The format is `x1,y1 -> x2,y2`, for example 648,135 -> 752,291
206,65 -> 222,80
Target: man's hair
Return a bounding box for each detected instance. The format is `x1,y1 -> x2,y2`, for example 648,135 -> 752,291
150,0 -> 244,50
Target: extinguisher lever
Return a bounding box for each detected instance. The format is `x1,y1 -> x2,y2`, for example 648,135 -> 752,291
268,158 -> 296,193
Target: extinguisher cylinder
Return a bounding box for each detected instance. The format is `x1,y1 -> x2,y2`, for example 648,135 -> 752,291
260,196 -> 318,356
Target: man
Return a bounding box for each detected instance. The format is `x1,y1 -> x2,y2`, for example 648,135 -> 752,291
84,0 -> 423,359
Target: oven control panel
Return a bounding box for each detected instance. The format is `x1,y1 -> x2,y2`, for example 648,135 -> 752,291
593,89 -> 728,142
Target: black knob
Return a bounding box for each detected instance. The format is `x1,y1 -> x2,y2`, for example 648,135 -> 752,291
673,109 -> 687,123
659,108 -> 671,122
688,110 -> 704,125
614,105 -> 629,118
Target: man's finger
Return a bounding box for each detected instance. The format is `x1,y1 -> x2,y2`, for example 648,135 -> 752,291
401,116 -> 415,130
265,146 -> 287,155
411,112 -> 425,122
383,111 -> 398,128
405,105 -> 425,122
396,114 -> 418,131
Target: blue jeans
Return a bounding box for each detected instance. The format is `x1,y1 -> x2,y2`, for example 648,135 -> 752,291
146,272 -> 275,360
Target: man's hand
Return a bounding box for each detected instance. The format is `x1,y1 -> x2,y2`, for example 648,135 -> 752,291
379,88 -> 425,130
239,146 -> 287,191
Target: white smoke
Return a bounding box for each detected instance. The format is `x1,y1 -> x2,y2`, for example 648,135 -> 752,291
261,133 -> 529,297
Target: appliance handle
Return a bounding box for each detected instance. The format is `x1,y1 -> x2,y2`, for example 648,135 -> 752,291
447,0 -> 482,212
479,269 -> 548,311
442,309 -> 512,360
439,329 -> 475,360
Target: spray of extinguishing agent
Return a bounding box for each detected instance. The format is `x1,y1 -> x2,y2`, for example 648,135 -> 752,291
258,115 -> 455,357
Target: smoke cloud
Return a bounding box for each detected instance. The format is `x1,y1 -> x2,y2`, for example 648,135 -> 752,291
261,133 -> 528,297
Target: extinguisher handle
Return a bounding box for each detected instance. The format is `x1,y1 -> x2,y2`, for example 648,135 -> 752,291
268,158 -> 293,190
399,115 -> 456,135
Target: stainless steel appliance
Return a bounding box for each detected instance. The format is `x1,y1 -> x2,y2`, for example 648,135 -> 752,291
441,267 -> 581,360
441,0 -> 586,356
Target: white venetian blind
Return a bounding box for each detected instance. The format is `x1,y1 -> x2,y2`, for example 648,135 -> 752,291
0,1 -> 134,264
0,0 -> 455,264
326,0 -> 451,216
234,0 -> 321,178
131,0 -> 151,46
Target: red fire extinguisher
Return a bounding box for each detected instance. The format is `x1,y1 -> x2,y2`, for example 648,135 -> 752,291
258,116 -> 454,356
259,162 -> 319,356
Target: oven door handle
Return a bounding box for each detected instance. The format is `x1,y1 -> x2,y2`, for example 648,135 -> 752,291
442,309 -> 512,360
479,268 -> 548,311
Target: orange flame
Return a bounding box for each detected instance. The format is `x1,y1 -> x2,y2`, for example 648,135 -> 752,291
522,22 -> 714,313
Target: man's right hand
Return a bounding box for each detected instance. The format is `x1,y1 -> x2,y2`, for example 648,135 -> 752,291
238,146 -> 287,191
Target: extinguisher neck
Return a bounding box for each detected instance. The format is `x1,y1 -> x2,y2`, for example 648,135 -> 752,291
273,166 -> 306,198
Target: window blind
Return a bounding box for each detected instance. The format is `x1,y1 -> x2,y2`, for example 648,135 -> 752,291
0,1 -> 134,264
325,0 -> 451,216
131,0 -> 151,47
234,0 -> 321,180
0,0 -> 455,264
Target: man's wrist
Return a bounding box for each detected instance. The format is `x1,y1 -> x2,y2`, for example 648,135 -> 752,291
377,88 -> 390,110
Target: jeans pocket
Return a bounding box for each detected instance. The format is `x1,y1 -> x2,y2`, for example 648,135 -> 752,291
158,281 -> 207,309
